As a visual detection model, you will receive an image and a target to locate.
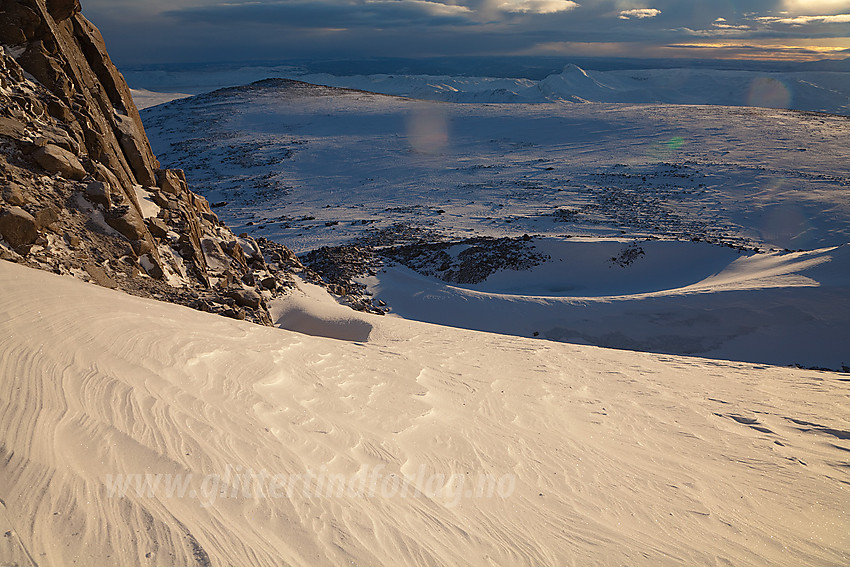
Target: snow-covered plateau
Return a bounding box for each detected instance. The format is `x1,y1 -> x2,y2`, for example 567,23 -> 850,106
142,79 -> 850,369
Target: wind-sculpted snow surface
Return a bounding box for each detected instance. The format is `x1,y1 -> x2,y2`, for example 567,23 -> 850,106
0,260 -> 848,566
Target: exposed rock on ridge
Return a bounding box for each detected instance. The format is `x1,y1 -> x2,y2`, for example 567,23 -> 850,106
0,0 -> 314,324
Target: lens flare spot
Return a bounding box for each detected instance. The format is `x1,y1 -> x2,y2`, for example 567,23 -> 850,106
647,136 -> 686,160
759,204 -> 811,248
747,77 -> 791,110
667,136 -> 685,150
407,104 -> 449,155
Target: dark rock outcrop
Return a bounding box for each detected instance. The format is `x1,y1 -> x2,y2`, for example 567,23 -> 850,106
0,206 -> 38,249
0,0 -> 318,324
32,143 -> 86,179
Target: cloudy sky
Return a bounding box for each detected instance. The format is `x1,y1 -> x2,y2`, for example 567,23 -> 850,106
81,0 -> 850,65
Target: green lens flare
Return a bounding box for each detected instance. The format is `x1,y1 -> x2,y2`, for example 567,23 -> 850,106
667,137 -> 685,150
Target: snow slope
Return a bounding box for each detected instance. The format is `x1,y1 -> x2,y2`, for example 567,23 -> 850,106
1,260 -> 848,566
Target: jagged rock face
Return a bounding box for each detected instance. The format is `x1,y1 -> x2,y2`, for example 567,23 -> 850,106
1,0 -> 158,188
0,0 -> 316,325
45,0 -> 80,24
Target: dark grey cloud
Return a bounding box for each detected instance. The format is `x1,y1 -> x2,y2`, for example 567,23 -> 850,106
78,0 -> 850,65
165,0 -> 476,28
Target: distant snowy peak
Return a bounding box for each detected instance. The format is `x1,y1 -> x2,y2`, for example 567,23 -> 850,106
536,64 -> 625,102
563,63 -> 588,76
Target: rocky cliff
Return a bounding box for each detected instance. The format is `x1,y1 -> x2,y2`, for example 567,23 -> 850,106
0,0 -> 316,324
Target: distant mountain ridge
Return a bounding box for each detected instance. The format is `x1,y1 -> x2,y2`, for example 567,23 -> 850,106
125,60 -> 850,115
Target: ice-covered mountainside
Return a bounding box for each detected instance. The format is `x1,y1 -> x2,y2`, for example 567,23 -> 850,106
1,258 -> 848,566
129,63 -> 850,115
142,80 -> 850,368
